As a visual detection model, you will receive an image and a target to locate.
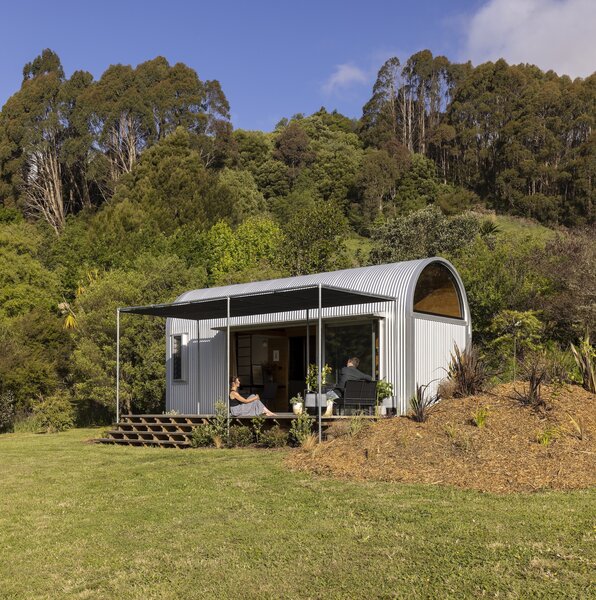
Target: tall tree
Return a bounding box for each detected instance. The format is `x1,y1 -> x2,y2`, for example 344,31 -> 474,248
0,50 -> 68,232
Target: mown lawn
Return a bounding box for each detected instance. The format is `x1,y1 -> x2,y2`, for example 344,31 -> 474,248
0,430 -> 594,599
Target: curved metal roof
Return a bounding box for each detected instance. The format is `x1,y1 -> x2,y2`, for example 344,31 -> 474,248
177,257 -> 462,305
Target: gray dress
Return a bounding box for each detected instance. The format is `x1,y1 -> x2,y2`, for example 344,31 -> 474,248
230,393 -> 268,417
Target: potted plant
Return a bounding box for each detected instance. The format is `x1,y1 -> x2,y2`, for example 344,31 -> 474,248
305,363 -> 332,408
375,379 -> 394,416
290,393 -> 304,415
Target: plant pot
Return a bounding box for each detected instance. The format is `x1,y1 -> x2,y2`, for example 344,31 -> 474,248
292,402 -> 303,415
304,393 -> 325,408
323,399 -> 334,417
375,405 -> 387,417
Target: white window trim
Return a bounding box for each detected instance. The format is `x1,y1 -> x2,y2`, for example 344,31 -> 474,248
171,333 -> 189,383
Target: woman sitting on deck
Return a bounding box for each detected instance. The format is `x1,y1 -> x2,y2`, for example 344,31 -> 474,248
229,376 -> 276,417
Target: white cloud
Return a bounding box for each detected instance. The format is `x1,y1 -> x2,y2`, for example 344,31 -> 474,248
322,63 -> 369,95
463,0 -> 596,78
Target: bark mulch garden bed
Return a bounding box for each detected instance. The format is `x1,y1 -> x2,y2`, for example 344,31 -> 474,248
287,383 -> 595,493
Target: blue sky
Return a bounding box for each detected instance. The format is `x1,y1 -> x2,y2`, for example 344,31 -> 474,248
1,0 -> 593,131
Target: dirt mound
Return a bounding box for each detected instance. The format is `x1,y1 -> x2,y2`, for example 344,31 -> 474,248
286,384 -> 596,493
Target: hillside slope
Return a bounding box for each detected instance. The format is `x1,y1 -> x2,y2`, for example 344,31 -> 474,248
288,384 -> 595,493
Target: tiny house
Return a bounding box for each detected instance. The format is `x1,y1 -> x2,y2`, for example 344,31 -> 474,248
135,258 -> 471,415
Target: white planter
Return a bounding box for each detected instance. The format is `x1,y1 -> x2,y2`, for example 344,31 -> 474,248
375,405 -> 387,416
292,402 -> 303,415
323,400 -> 334,417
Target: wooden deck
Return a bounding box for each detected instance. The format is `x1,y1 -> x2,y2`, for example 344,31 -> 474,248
95,413 -> 380,448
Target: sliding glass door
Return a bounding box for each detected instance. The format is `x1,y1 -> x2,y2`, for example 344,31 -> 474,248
325,320 -> 379,386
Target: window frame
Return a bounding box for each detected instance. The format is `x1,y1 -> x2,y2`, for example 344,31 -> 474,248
412,263 -> 464,321
171,333 -> 188,383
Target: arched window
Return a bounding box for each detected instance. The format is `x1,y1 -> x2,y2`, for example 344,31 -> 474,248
413,263 -> 463,319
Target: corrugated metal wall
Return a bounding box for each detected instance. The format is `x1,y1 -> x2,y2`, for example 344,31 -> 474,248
165,318 -> 199,414
165,258 -> 471,415
412,317 -> 469,413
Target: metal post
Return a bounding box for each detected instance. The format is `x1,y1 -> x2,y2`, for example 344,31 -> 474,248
226,297 -> 231,436
116,308 -> 120,424
317,284 -> 322,443
306,309 -> 310,391
196,320 -> 201,415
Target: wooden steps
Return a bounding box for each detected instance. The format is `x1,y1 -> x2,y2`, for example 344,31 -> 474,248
95,413 -> 382,448
96,414 -> 206,448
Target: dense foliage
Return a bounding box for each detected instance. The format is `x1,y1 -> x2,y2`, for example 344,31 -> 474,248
0,49 -> 593,423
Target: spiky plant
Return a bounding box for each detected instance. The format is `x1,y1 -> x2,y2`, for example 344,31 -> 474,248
570,335 -> 596,393
446,344 -> 488,398
514,356 -> 547,409
409,383 -> 439,423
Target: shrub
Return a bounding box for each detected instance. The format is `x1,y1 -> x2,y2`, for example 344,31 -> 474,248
570,335 -> 596,393
289,412 -> 315,446
514,354 -> 548,409
227,425 -> 254,448
565,414 -> 585,441
33,392 -> 75,433
437,378 -> 457,400
0,391 -> 16,433
536,426 -> 560,447
300,433 -> 318,451
445,344 -> 489,398
191,423 -> 214,447
409,383 -> 439,423
251,414 -> 266,444
348,411 -> 370,437
260,425 -> 289,448
210,401 -> 228,439
541,344 -> 579,384
471,406 -> 489,428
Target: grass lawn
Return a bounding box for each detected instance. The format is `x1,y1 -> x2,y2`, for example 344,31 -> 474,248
0,430 -> 594,599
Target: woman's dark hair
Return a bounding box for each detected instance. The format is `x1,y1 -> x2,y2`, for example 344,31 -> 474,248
230,375 -> 239,386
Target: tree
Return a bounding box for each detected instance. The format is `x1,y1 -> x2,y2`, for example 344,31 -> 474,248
88,128 -> 222,268
71,254 -> 205,417
273,121 -> 314,184
357,149 -> 401,221
0,220 -> 66,410
215,168 -> 266,225
281,200 -> 348,275
0,50 -> 67,232
201,217 -> 283,285
370,205 -> 480,264
361,57 -> 402,148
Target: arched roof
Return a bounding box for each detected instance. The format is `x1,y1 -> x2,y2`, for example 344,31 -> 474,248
177,257 -> 467,315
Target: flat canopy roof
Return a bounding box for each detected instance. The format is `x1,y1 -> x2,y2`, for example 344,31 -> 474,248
119,284 -> 394,321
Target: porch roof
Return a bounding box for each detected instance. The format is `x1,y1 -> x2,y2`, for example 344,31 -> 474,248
119,284 -> 394,321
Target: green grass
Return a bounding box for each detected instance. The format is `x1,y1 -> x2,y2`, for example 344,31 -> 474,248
494,215 -> 556,243
1,430 -> 594,599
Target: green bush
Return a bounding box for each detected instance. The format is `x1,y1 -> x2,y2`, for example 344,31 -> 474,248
251,414 -> 266,444
0,391 -> 16,433
289,412 -> 315,446
210,401 -> 229,439
33,392 -> 75,433
191,424 -> 214,448
260,425 -> 289,448
227,425 -> 254,448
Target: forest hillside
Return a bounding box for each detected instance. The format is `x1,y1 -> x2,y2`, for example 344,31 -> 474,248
0,49 -> 593,426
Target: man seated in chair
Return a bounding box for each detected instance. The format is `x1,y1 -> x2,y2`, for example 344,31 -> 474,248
337,357 -> 372,393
